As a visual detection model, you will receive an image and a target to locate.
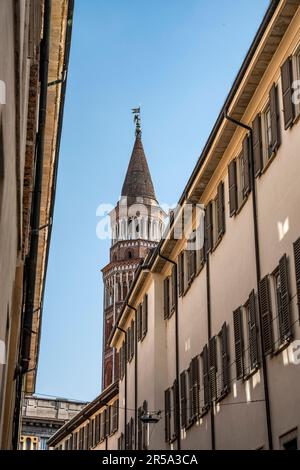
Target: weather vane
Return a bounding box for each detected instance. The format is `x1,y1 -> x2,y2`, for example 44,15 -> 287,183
132,106 -> 141,136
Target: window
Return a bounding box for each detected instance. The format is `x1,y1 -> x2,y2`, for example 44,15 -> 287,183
111,400 -> 119,434
271,255 -> 293,348
201,345 -> 210,413
125,418 -> 134,450
178,252 -> 184,296
293,237 -> 300,322
163,277 -> 170,319
164,383 -> 178,443
233,291 -> 259,379
119,341 -> 126,380
281,56 -> 295,129
263,104 -> 273,159
118,433 -> 125,450
127,321 -> 135,362
292,47 -> 300,119
137,401 -> 148,450
228,139 -> 250,216
280,428 -> 298,450
217,323 -> 230,399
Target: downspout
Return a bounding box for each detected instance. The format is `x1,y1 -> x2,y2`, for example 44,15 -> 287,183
126,303 -> 138,450
224,111 -> 273,450
12,0 -> 52,450
158,249 -> 181,451
117,326 -> 127,449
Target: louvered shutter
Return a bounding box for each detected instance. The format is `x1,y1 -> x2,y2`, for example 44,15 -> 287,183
125,422 -> 129,450
130,417 -> 134,450
269,83 -> 281,152
164,389 -> 171,442
88,419 -> 93,448
205,202 -> 213,253
209,336 -> 217,401
131,320 -> 135,359
252,114 -> 263,176
281,57 -> 294,129
126,328 -> 130,363
105,407 -> 111,437
137,407 -> 142,449
178,252 -> 184,296
202,345 -> 210,409
171,266 -> 176,310
279,254 -> 292,342
173,380 -> 178,439
180,371 -> 187,428
248,290 -> 259,370
217,181 -> 225,237
221,322 -> 229,394
137,305 -> 142,341
233,307 -> 244,379
84,424 -> 88,450
95,414 -> 99,445
228,160 -> 237,216
112,400 -> 118,433
142,295 -> 148,338
191,356 -> 199,418
293,238 -> 300,321
242,135 -> 251,197
259,276 -> 273,355
142,401 -> 148,450
164,278 -> 170,319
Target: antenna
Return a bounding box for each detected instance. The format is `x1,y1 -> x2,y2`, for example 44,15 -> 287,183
132,107 -> 141,136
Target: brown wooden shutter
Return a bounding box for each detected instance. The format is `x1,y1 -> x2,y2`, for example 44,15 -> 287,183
217,181 -> 225,237
252,114 -> 263,176
242,135 -> 251,197
279,254 -> 292,342
293,237 -> 300,322
164,389 -> 171,442
142,400 -> 148,450
171,266 -> 176,310
137,304 -> 142,342
131,320 -> 134,359
248,290 -> 259,370
202,345 -> 210,409
95,414 -> 100,445
259,276 -> 273,355
164,278 -> 170,319
137,407 -> 142,449
228,160 -> 237,216
205,202 -> 213,253
269,83 -> 281,152
220,322 -> 229,394
233,307 -> 244,379
191,356 -> 199,418
88,419 -> 93,448
173,380 -> 178,439
142,294 -> 148,338
180,371 -> 187,428
178,252 -> 184,296
126,328 -> 130,362
281,57 -> 294,130
209,336 -> 217,401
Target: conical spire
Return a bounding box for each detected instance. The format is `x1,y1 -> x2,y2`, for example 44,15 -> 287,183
121,133 -> 157,201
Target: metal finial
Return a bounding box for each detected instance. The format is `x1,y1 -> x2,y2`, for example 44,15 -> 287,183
132,107 -> 141,136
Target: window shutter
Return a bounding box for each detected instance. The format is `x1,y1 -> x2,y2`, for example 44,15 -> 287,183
171,266 -> 176,311
173,380 -> 178,439
137,305 -> 142,342
164,389 -> 171,442
269,83 -> 281,152
252,114 -> 263,176
130,417 -> 134,450
142,295 -> 148,338
221,322 -> 229,394
228,160 -> 237,216
209,336 -> 217,401
126,328 -> 130,363
142,400 -> 148,450
248,290 -> 259,370
242,135 -> 251,197
279,254 -> 292,342
233,307 -> 244,379
131,320 -> 134,359
217,181 -> 225,237
118,433 -> 124,450
137,407 -> 142,450
164,278 -> 170,319
281,57 -> 294,130
112,400 -> 118,433
202,345 -> 210,409
106,407 -> 111,437
191,356 -> 199,418
95,414 -> 100,445
180,371 -> 187,428
259,276 -> 273,355
84,424 -> 88,449
89,420 -> 93,448
178,252 -> 184,296
293,237 -> 300,322
205,202 -> 213,253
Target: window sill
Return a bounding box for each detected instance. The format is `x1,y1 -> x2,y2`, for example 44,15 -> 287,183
216,388 -> 229,403
273,337 -> 292,356
212,234 -> 224,253
235,194 -> 249,217
260,149 -> 278,176
199,406 -> 210,418
243,364 -> 260,382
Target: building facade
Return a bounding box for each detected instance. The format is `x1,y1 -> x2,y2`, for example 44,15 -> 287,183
0,0 -> 74,449
101,115 -> 165,389
48,0 -> 300,451
20,396 -> 86,450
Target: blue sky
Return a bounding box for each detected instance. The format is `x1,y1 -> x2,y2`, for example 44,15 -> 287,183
36,0 -> 270,402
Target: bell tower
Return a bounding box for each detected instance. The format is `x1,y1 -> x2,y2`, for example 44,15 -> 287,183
101,109 -> 165,390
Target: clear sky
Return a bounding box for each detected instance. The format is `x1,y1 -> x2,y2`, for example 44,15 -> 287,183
36,0 -> 270,402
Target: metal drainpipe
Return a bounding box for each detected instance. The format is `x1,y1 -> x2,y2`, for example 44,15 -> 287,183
116,326 -> 127,449
224,111 -> 273,450
158,249 -> 181,451
126,302 -> 138,450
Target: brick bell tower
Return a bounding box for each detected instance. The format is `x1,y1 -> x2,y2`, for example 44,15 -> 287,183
101,109 -> 165,390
